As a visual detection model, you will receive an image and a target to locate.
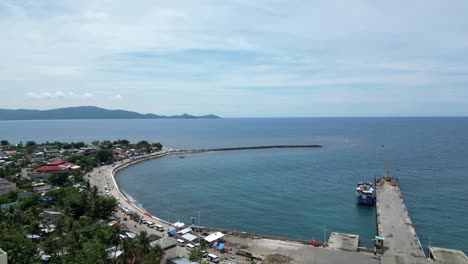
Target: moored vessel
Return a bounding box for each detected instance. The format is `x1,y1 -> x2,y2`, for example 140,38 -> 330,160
356,181 -> 375,205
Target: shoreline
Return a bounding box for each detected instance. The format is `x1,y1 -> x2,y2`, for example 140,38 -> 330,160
102,144 -> 324,228
89,147 -> 386,264
110,148 -> 173,225
90,145 -> 468,263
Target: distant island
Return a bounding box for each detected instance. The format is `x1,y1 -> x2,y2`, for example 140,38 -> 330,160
0,106 -> 221,120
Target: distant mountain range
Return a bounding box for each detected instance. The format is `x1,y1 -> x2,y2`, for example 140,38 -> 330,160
0,106 -> 220,120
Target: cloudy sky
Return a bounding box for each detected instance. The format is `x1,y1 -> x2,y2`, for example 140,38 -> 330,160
1,0 -> 468,117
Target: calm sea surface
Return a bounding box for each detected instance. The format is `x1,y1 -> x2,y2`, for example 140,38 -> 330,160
1,118 -> 467,252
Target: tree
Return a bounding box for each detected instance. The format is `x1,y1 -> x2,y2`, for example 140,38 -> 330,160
18,194 -> 42,211
114,139 -> 130,146
120,238 -> 139,264
26,141 -> 36,147
136,140 -> 149,147
81,240 -> 108,264
72,142 -> 86,149
48,171 -> 71,186
1,139 -> 9,146
152,142 -> 163,151
68,156 -> 97,172
96,149 -> 114,164
89,195 -> 117,219
141,245 -> 165,264
0,230 -> 37,264
138,231 -> 151,256
100,140 -> 113,149
189,246 -> 203,262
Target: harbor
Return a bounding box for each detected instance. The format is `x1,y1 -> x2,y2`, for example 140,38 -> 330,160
90,147 -> 468,264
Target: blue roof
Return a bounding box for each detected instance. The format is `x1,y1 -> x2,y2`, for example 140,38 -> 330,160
218,243 -> 224,250
168,229 -> 177,235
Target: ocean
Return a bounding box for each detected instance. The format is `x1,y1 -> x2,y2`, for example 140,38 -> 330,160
1,117 -> 467,252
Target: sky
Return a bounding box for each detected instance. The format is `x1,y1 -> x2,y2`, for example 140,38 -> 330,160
1,0 -> 468,117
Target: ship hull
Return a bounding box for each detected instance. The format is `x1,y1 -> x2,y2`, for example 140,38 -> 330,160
356,197 -> 375,205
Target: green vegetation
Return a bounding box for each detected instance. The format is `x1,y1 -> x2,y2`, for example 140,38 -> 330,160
0,139 -> 165,264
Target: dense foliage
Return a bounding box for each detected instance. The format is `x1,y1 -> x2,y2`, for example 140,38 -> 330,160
0,139 -> 165,264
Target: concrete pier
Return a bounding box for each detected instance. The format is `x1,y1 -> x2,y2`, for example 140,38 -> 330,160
376,178 -> 427,264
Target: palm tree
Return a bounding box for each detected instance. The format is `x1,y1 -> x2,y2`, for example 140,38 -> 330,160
120,238 -> 138,264
141,245 -> 165,264
137,231 -> 151,257
3,230 -> 37,264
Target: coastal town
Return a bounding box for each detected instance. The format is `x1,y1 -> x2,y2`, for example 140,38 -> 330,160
1,140 -> 467,264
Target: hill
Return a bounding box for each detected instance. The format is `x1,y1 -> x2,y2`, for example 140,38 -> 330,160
0,106 -> 221,120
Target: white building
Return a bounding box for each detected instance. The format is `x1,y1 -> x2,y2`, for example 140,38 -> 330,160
0,248 -> 7,264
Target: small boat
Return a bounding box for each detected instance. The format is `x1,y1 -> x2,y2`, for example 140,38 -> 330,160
179,156 -> 185,159
356,181 -> 375,205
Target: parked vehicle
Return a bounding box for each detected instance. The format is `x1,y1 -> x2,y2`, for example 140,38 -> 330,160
177,239 -> 185,246
208,253 -> 219,263
185,243 -> 195,251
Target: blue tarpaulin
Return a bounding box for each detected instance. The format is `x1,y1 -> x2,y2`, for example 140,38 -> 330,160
168,229 -> 177,236
41,197 -> 54,202
212,241 -> 218,248
218,243 -> 225,250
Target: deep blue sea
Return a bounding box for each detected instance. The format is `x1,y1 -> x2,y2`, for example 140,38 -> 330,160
1,118 -> 467,252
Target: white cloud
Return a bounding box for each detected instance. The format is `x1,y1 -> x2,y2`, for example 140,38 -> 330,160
83,92 -> 94,98
26,91 -> 94,99
108,94 -> 122,100
2,0 -> 468,116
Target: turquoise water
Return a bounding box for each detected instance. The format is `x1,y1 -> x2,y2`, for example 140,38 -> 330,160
117,148 -> 378,245
1,118 -> 467,252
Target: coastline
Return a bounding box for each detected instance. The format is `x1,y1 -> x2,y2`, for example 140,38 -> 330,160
88,145 -> 468,264
88,147 -> 385,264
109,148 -> 173,225
95,144 -> 324,228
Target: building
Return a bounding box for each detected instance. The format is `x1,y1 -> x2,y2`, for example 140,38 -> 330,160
34,160 -> 80,173
0,178 -> 16,196
0,248 -> 7,264
149,237 -> 178,264
32,183 -> 52,194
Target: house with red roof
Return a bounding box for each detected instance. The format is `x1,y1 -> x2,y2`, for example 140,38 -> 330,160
35,160 -> 80,173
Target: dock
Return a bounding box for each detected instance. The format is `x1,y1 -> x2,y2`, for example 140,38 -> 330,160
376,177 -> 468,264
376,177 -> 427,264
